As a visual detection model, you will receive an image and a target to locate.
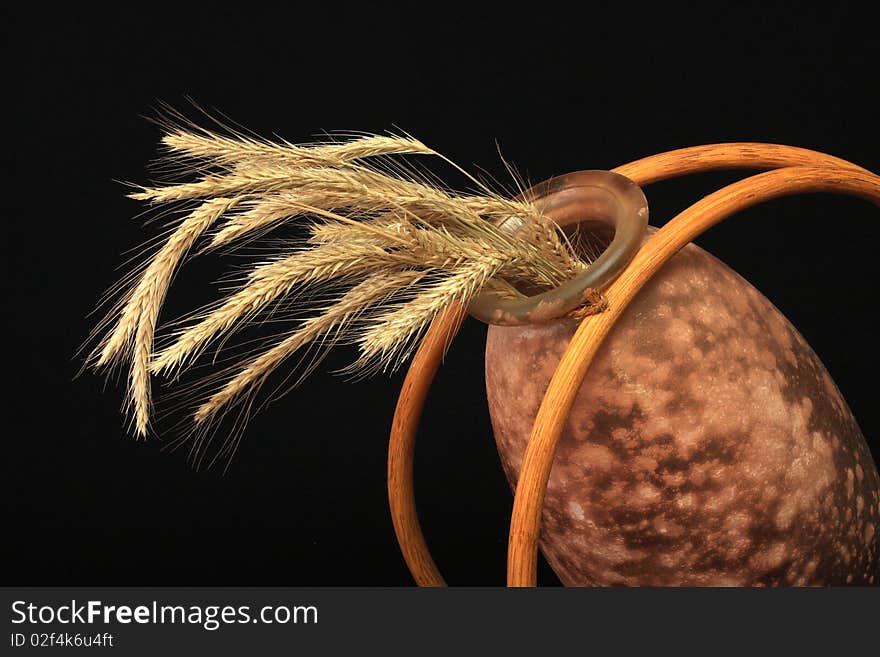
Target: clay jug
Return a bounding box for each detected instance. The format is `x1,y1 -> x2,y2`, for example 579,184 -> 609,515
486,211 -> 880,587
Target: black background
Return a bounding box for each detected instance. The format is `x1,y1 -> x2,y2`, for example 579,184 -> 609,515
4,4 -> 879,586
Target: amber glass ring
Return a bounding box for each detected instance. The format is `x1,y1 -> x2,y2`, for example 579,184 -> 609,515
468,170 -> 649,325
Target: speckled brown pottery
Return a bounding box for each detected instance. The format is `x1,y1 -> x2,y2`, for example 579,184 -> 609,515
486,236 -> 880,586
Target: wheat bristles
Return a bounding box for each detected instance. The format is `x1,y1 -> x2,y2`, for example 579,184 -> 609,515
92,123 -> 595,447
354,258 -> 505,372
135,163 -> 528,218
194,270 -> 422,423
307,215 -> 407,245
96,198 -> 239,368
98,197 -> 240,435
163,131 -> 435,168
150,242 -> 409,375
136,143 -> 582,279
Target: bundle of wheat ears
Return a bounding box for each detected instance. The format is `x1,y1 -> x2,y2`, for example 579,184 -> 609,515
89,116 -> 596,448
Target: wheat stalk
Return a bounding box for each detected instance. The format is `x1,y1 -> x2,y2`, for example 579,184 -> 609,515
194,270 -> 423,423
152,221 -> 512,376
94,198 -> 237,366
150,241 -> 407,375
210,187 -> 553,252
141,136 -> 582,278
92,120 -> 594,445
354,258 -> 506,373
92,197 -> 239,435
307,214 -> 408,245
137,163 -> 533,222
163,131 -> 435,168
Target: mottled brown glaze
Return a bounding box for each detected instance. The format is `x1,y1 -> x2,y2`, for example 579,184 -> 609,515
486,236 -> 880,586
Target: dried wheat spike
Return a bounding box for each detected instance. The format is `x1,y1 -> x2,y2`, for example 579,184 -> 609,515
91,117 -> 589,446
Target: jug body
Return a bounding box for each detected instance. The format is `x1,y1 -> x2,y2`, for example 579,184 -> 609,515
486,238 -> 879,586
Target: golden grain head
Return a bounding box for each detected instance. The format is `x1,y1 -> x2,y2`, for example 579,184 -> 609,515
91,117 -> 590,451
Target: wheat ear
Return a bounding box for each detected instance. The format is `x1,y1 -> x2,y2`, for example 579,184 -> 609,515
353,258 -> 506,373
150,241 -> 412,375
208,183 -> 534,250
95,197 -> 240,435
162,131 -> 435,168
92,122 -> 595,441
194,270 -> 422,423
